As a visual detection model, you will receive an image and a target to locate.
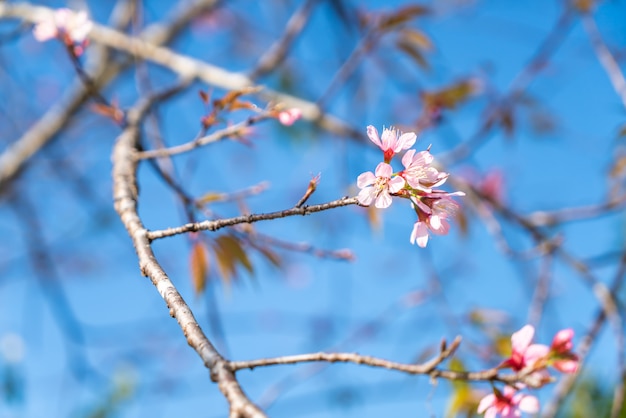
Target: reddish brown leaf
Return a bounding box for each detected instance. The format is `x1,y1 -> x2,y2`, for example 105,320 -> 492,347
399,28 -> 433,51
198,89 -> 210,104
396,38 -> 430,70
378,4 -> 429,31
421,79 -> 478,111
189,242 -> 209,295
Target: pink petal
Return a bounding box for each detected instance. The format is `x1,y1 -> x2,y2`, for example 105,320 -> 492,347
553,359 -> 578,373
357,171 -> 376,189
374,162 -> 393,178
430,218 -> 450,235
484,409 -> 497,418
357,187 -> 375,206
518,395 -> 540,413
380,128 -> 396,150
401,149 -> 416,169
524,344 -> 550,365
551,329 -> 574,351
410,222 -> 429,247
511,325 -> 535,353
394,132 -> 417,152
387,176 -> 406,193
366,125 -> 382,148
278,108 -> 301,126
477,394 -> 495,413
33,22 -> 58,41
375,191 -> 392,209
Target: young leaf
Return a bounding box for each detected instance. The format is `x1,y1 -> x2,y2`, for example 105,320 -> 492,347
189,241 -> 210,295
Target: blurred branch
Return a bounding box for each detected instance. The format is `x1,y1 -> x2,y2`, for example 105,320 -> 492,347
0,2 -> 359,138
582,12 -> 626,110
542,251 -> 626,418
440,7 -> 574,165
112,87 -> 265,418
146,196 -> 359,240
249,0 -> 321,80
0,0 -> 222,192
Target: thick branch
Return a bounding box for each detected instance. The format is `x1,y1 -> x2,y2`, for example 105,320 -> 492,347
112,93 -> 265,418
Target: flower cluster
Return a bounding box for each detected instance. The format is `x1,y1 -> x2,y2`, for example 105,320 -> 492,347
356,125 -> 464,247
33,8 -> 93,56
478,325 -> 579,417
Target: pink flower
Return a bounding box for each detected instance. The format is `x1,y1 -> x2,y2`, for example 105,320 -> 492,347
33,9 -> 92,44
549,329 -> 579,373
479,169 -> 505,204
401,149 -> 448,192
367,125 -> 416,162
501,325 -> 550,372
278,108 -> 302,126
477,386 -> 539,418
357,162 -> 405,208
410,193 -> 462,247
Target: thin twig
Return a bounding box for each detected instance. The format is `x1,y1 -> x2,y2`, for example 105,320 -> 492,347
136,114 -> 270,159
146,196 -> 360,241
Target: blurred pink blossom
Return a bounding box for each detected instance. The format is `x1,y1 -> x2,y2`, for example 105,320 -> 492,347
410,193 -> 462,247
357,162 -> 405,208
550,328 -> 579,373
477,386 -> 539,418
33,9 -> 92,56
479,169 -> 505,204
33,8 -> 92,43
278,108 -> 302,126
501,325 -> 550,372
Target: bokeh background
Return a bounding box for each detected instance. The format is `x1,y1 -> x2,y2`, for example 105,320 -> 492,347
1,0 -> 625,417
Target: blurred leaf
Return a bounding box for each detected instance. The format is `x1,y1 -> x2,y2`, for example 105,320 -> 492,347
197,192 -> 224,205
422,79 -> 478,111
90,102 -> 124,124
213,235 -> 254,285
189,241 -> 210,295
609,155 -> 626,178
617,123 -> 626,138
257,246 -> 282,268
213,86 -> 260,111
396,37 -> 430,70
198,89 -> 210,104
573,0 -> 595,12
494,333 -> 511,358
500,107 -> 515,137
456,205 -> 468,237
366,205 -> 381,231
378,4 -> 430,32
528,109 -> 556,135
399,28 -> 433,51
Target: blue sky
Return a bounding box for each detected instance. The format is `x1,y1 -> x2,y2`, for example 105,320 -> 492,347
1,0 -> 625,417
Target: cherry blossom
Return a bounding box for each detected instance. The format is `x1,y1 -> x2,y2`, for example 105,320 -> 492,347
501,325 -> 550,376
401,149 -> 448,192
277,108 -> 302,126
33,9 -> 93,54
367,125 -> 416,162
549,329 -> 579,373
477,386 -> 539,418
357,162 -> 405,208
409,192 -> 463,247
